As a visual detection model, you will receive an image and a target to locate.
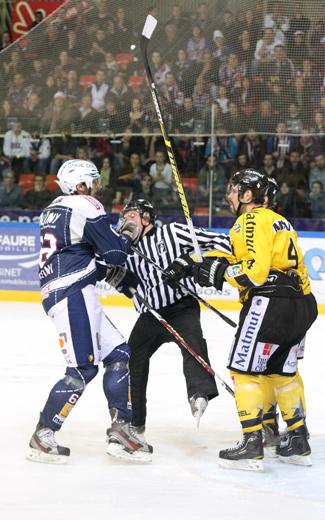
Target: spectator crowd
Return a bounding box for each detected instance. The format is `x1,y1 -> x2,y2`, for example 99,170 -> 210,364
0,0 -> 324,219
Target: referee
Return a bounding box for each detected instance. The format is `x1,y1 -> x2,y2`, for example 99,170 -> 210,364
116,199 -> 232,447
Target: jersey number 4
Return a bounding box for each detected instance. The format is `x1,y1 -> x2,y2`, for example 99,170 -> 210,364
288,238 -> 298,269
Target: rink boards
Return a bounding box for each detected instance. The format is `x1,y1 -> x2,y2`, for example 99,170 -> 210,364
0,223 -> 324,313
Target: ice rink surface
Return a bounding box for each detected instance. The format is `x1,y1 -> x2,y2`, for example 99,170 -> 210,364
0,301 -> 324,520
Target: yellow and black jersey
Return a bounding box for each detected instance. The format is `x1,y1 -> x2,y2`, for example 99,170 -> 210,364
204,207 -> 311,301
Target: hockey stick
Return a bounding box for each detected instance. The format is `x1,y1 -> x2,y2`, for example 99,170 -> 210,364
131,288 -> 234,397
131,245 -> 237,328
140,15 -> 203,263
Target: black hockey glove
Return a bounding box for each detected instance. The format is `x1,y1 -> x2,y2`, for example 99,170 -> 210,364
105,265 -> 139,298
162,253 -> 194,288
193,257 -> 229,291
116,217 -> 141,244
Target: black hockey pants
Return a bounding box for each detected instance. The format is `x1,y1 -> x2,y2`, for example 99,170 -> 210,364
128,296 -> 218,427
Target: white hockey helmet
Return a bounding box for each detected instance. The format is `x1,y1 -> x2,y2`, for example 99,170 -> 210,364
57,159 -> 101,195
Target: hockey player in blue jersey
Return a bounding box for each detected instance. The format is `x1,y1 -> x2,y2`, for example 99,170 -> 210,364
27,159 -> 152,463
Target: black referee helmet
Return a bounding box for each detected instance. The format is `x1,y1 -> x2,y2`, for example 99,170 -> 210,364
121,199 -> 155,224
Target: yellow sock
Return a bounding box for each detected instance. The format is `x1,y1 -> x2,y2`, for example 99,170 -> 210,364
261,375 -> 277,426
230,371 -> 263,433
296,369 -> 306,418
268,373 -> 305,431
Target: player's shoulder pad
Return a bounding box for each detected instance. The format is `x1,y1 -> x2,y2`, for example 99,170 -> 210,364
61,195 -> 106,219
46,194 -> 67,208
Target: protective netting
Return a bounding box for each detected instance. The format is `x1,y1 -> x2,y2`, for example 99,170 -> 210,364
0,0 -> 325,220
0,0 -> 324,138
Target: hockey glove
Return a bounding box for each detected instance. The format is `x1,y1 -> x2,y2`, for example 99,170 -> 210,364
116,217 -> 141,244
105,265 -> 139,298
162,253 -> 194,288
193,257 -> 229,291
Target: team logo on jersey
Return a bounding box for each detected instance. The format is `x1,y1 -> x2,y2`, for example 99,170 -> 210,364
226,263 -> 243,278
262,343 -> 273,355
233,223 -> 241,234
157,240 -> 167,255
251,342 -> 279,372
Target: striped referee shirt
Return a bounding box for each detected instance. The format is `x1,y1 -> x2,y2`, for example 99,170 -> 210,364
125,223 -> 231,313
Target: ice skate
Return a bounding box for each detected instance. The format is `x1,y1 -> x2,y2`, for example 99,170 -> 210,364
26,423 -> 70,464
189,394 -> 208,427
278,425 -> 312,466
106,421 -> 153,463
218,430 -> 264,472
262,421 -> 280,458
130,424 -> 147,443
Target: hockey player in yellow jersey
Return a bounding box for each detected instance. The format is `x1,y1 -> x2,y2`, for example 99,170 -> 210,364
261,177 -> 308,456
191,169 -> 318,471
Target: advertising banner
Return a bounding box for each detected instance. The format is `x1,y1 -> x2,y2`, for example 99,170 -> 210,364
11,1 -> 64,40
0,223 -> 39,291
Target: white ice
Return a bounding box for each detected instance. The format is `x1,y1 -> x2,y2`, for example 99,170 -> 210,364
0,302 -> 324,520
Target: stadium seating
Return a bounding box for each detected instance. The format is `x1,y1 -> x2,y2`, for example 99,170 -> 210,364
115,53 -> 134,71
112,204 -> 124,213
182,177 -> 199,196
193,206 -> 209,216
19,174 -> 35,193
44,175 -> 58,192
79,75 -> 96,90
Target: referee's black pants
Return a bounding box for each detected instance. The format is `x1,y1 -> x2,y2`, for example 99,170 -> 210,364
128,296 -> 218,427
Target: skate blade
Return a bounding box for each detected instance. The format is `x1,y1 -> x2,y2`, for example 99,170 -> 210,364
279,454 -> 312,466
26,448 -> 69,465
107,442 -> 152,463
194,411 -> 203,428
192,398 -> 208,428
264,446 -> 279,458
218,457 -> 263,472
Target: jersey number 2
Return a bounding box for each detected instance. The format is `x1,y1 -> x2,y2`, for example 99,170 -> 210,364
39,233 -> 58,268
288,238 -> 298,269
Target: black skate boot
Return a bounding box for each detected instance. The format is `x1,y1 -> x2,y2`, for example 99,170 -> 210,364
106,421 -> 153,463
278,425 -> 312,466
262,420 -> 280,458
189,393 -> 208,427
219,429 -> 264,471
26,422 -> 70,464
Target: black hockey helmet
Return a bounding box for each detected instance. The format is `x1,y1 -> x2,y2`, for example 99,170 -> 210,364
229,168 -> 269,204
120,199 -> 155,224
265,177 -> 279,209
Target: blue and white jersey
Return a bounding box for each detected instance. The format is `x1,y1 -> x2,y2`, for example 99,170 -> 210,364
39,194 -> 131,313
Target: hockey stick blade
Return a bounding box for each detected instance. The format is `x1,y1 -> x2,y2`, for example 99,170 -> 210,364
142,14 -> 157,40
